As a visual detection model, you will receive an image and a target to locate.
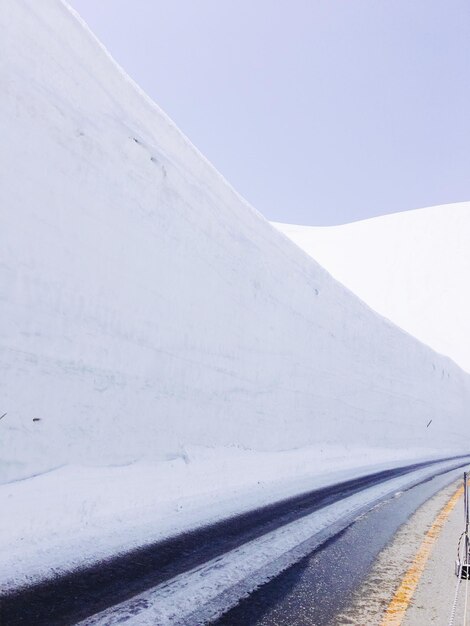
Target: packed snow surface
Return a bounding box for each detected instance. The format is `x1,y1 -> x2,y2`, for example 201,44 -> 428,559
1,0 -> 470,592
274,203 -> 470,373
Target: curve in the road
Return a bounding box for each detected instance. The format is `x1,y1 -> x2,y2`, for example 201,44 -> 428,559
213,471 -> 467,626
2,455 -> 469,625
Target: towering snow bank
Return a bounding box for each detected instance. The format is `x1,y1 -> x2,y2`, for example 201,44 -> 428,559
275,204 -> 470,373
1,1 -> 469,483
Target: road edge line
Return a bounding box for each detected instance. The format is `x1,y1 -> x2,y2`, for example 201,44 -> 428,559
380,482 -> 464,626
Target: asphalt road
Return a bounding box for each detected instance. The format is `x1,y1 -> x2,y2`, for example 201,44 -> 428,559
2,456 -> 469,626
213,468 -> 465,626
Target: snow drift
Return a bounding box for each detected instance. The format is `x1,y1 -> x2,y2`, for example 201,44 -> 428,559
274,203 -> 470,373
1,0 -> 470,484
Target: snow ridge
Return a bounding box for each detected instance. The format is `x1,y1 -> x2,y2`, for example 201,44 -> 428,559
274,203 -> 470,373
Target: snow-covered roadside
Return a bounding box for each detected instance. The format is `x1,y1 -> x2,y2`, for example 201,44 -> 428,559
79,460 -> 470,626
0,445 -> 457,593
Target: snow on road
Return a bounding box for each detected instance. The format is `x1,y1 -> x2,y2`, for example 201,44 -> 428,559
77,461 -> 469,626
0,444 -> 444,592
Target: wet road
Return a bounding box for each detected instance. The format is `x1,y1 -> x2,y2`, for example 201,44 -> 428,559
212,470 -> 464,626
1,456 -> 468,625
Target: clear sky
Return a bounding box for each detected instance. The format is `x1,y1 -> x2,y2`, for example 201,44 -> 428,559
68,0 -> 470,226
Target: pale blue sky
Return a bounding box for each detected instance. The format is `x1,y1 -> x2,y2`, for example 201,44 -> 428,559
69,0 -> 470,226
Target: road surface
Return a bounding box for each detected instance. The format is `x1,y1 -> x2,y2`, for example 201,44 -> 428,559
2,456 -> 469,625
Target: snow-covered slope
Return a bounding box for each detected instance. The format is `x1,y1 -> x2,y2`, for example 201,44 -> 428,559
275,203 -> 470,373
1,0 -> 470,487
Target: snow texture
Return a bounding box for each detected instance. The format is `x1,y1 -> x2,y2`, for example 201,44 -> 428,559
1,0 -> 469,484
274,203 -> 470,373
0,444 -> 447,592
1,0 -> 470,592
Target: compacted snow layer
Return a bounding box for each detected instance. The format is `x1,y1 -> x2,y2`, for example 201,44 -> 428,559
1,0 -> 469,484
274,203 -> 470,373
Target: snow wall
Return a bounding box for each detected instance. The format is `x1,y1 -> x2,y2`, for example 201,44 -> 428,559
1,0 -> 469,482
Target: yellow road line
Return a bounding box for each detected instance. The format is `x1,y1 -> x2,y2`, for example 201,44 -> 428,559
381,483 -> 464,626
